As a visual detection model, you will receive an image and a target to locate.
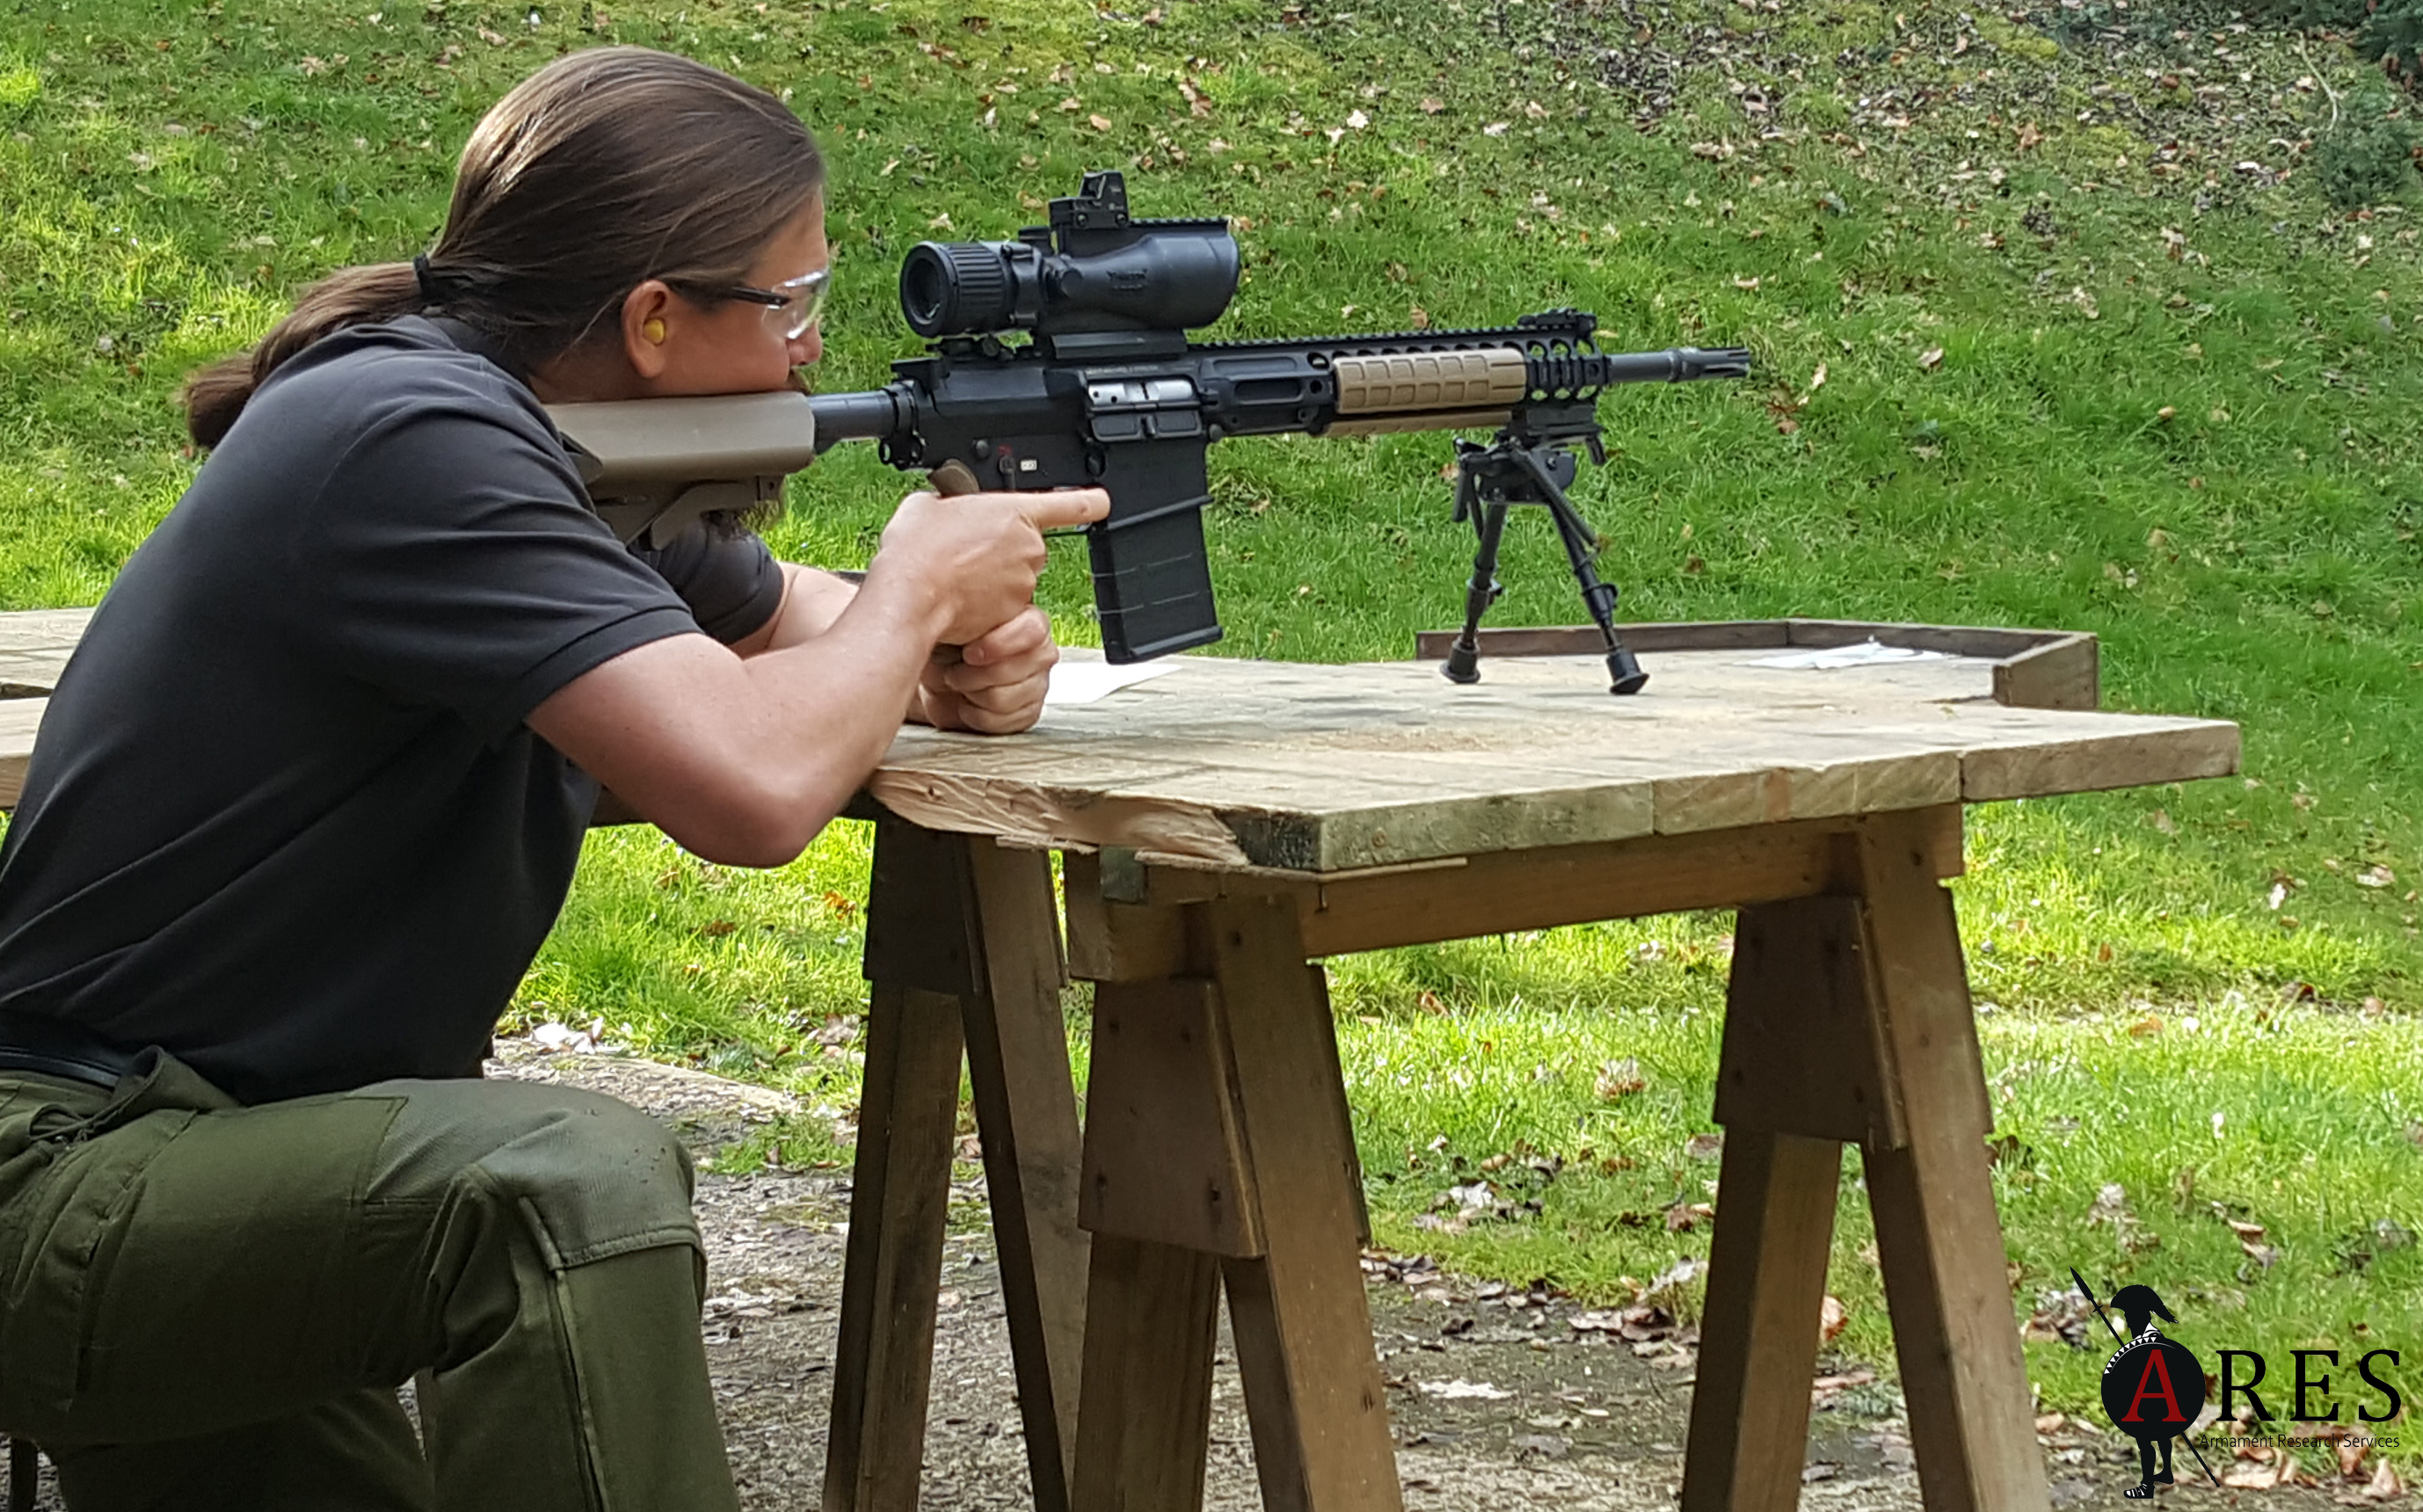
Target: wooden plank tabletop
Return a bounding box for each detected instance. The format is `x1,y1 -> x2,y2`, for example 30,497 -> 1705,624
0,611 -> 2238,866
0,607 -> 91,697
868,649 -> 2237,871
0,607 -> 85,808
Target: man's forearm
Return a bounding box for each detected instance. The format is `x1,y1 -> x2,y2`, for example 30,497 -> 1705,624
754,563 -> 862,652
750,561 -> 956,726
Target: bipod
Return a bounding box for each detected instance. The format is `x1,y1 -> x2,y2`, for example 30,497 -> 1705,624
1439,432 -> 1648,695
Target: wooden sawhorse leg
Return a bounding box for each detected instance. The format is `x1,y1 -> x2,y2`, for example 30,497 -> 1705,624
1072,892 -> 1400,1512
826,817 -> 1091,1512
1684,809 -> 2050,1512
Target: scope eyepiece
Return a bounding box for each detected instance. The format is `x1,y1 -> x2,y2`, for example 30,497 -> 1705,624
900,240 -> 1042,338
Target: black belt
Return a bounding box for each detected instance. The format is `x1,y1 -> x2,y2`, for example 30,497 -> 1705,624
0,1010 -> 142,1091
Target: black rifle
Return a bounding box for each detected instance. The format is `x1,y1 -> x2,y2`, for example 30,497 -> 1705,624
558,171 -> 1749,692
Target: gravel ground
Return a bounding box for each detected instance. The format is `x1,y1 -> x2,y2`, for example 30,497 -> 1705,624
0,1044 -> 2382,1510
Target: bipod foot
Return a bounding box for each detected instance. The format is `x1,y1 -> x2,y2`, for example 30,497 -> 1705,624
1606,643 -> 1648,696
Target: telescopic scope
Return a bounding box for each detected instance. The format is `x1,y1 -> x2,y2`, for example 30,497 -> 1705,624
897,170 -> 1240,339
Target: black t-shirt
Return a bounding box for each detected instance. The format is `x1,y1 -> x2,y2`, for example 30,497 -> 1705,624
0,316 -> 786,1103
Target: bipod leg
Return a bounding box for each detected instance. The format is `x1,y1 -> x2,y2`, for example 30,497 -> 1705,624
1517,446 -> 1647,695
1444,447 -> 1502,683
1443,454 -> 1510,686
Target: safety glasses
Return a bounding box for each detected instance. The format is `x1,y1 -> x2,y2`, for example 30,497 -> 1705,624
718,265 -> 832,342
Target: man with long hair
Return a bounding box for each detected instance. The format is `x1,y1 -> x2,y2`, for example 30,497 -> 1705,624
0,47 -> 1101,1508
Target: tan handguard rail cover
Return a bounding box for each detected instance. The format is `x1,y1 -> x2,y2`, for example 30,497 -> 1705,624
1329,346 -> 1528,416
546,392 -> 820,547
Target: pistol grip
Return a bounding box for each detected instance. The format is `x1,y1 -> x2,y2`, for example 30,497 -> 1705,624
921,462 -> 983,669
928,460 -> 981,497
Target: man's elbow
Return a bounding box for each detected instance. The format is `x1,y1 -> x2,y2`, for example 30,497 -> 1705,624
678,825 -> 818,870
650,774 -> 843,869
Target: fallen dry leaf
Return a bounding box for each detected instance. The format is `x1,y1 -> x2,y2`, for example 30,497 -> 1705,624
2340,1436 -> 2370,1479
1594,1057 -> 1646,1099
1819,1294 -> 1848,1343
1918,345 -> 1945,371
1641,1256 -> 1706,1301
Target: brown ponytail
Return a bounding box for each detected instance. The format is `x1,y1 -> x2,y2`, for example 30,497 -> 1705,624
180,47 -> 824,449
182,263 -> 427,447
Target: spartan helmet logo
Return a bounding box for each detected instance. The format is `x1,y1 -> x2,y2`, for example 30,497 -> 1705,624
2092,1283 -> 2211,1498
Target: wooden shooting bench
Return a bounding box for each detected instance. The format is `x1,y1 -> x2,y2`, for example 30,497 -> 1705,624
0,611 -> 2238,1512
820,619 -> 2236,1512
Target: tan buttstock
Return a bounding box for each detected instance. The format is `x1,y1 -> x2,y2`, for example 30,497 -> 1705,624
546,391 -> 819,547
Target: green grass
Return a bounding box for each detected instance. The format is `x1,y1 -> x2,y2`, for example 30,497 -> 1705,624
8,0 -> 2423,1435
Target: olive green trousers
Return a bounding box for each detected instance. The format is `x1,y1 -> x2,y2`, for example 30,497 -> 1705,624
0,1052 -> 742,1511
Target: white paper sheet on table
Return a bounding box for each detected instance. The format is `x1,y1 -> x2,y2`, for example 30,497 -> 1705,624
1044,658 -> 1182,705
1743,638 -> 1951,671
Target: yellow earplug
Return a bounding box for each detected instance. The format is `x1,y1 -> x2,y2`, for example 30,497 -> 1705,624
641,317 -> 666,344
